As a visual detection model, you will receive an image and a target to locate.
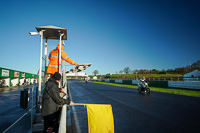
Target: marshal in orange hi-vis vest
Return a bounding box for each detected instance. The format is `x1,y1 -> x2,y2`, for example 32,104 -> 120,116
46,43 -> 78,75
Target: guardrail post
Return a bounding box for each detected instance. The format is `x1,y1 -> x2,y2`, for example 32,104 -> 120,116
27,88 -> 30,117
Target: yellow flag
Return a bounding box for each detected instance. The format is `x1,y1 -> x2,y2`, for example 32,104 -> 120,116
86,104 -> 114,133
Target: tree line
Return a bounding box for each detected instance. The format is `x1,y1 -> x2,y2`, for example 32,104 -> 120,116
92,60 -> 200,75
119,60 -> 200,74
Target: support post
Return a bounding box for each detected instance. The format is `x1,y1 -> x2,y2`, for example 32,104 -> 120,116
45,39 -> 48,83
59,32 -> 63,74
59,32 -> 64,88
27,88 -> 30,117
63,61 -> 67,96
38,30 -> 44,96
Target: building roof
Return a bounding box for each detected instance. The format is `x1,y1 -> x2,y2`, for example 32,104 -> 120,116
183,70 -> 200,77
36,25 -> 67,40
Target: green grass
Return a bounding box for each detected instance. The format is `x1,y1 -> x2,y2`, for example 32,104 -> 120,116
89,81 -> 200,97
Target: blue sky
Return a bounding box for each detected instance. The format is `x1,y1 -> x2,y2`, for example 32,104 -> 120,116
0,0 -> 199,75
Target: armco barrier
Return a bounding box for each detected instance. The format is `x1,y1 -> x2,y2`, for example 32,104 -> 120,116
93,79 -> 169,88
93,79 -> 200,89
168,81 -> 200,89
122,80 -> 132,85
105,79 -> 109,82
132,80 -> 140,85
131,80 -> 169,87
109,80 -> 115,83
148,81 -> 168,88
115,80 -> 122,84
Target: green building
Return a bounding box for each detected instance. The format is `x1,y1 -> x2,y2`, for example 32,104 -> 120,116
0,67 -> 37,87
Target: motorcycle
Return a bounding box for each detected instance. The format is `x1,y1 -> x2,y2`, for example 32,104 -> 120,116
138,80 -> 150,94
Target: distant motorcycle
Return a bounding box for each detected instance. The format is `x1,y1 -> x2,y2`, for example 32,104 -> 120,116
138,81 -> 150,94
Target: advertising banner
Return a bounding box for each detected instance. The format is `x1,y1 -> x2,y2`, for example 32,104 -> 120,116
22,73 -> 25,78
2,69 -> 9,77
14,72 -> 19,77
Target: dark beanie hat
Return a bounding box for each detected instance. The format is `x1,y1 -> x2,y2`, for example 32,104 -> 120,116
52,72 -> 61,80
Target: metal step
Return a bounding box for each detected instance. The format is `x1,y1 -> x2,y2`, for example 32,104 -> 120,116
32,103 -> 44,133
34,113 -> 43,123
32,123 -> 44,133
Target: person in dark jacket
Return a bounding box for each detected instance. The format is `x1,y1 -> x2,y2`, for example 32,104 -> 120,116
42,72 -> 74,133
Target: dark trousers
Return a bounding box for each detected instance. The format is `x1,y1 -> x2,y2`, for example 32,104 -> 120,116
43,111 -> 59,133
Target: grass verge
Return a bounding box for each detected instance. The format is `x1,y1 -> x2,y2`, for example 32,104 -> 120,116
89,81 -> 200,97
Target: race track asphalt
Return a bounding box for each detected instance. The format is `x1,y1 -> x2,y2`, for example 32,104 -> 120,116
69,79 -> 200,133
1,80 -> 199,133
0,85 -> 36,133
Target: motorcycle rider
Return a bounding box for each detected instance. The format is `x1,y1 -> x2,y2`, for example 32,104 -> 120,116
139,76 -> 146,88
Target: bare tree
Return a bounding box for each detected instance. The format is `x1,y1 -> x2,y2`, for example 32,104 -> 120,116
123,67 -> 131,74
93,70 -> 99,76
119,70 -> 123,74
192,60 -> 200,70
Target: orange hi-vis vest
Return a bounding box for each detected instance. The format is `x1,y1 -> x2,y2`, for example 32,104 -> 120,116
46,43 -> 78,75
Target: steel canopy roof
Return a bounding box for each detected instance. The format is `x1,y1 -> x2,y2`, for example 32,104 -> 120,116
36,25 -> 67,40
